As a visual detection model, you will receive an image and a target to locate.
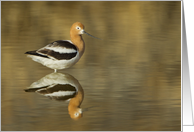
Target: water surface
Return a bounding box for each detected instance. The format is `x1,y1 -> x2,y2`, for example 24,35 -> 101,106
1,1 -> 181,131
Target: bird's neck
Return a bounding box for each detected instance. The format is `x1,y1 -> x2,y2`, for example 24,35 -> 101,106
68,90 -> 84,113
70,34 -> 85,57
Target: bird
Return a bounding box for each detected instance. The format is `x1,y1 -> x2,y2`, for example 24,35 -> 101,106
25,22 -> 100,72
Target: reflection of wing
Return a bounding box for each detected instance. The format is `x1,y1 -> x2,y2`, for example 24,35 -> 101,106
24,72 -> 82,101
27,73 -> 78,90
36,84 -> 77,101
24,87 -> 47,92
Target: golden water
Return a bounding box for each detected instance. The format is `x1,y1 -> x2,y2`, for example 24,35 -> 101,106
1,1 -> 181,131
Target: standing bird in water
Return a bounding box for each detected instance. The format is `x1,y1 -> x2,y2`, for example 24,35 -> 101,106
25,22 -> 100,72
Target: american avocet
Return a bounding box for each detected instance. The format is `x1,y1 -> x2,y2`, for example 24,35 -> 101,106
25,22 -> 100,72
25,72 -> 84,120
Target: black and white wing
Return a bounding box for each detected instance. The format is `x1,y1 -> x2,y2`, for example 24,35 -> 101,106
25,40 -> 78,60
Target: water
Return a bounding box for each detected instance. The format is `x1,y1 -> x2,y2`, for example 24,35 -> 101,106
1,1 -> 181,131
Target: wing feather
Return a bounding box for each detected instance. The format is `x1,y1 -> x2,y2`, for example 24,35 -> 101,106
26,40 -> 78,60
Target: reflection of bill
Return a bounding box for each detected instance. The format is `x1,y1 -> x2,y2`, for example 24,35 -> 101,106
24,73 -> 84,120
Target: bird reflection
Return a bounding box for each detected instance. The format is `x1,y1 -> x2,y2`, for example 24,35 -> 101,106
24,72 -> 84,120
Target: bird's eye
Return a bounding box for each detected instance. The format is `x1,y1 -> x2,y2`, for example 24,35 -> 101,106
76,26 -> 80,30
74,112 -> 79,117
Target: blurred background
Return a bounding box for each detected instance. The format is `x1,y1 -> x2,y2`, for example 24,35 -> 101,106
1,1 -> 181,131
